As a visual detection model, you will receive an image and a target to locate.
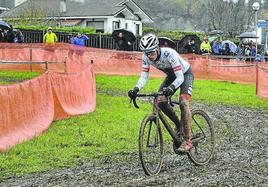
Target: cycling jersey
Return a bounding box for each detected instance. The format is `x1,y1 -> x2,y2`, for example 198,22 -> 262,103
136,47 -> 190,90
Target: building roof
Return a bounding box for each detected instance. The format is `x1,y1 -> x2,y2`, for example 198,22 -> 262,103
0,0 -> 153,23
0,0 -> 15,9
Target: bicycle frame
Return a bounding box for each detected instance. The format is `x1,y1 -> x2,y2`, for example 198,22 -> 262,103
152,97 -> 182,146
132,93 -> 182,147
132,93 -> 216,175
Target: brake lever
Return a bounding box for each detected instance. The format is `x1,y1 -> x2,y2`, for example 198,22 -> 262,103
133,97 -> 140,109
130,97 -> 139,109
167,96 -> 174,107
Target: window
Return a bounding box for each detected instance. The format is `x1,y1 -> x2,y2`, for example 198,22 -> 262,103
116,13 -> 125,18
87,21 -> 104,33
135,24 -> 140,36
60,0 -> 66,13
125,23 -> 128,29
113,21 -> 120,30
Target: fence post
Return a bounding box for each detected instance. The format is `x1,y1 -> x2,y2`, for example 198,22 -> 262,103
256,63 -> 259,95
99,32 -> 102,48
45,61 -> 48,71
64,56 -> 67,73
29,47 -> 33,72
206,54 -> 209,80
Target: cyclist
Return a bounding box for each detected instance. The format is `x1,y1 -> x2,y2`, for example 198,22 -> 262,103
128,33 -> 194,152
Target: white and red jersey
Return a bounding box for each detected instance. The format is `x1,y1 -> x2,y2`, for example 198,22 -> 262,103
136,47 -> 190,90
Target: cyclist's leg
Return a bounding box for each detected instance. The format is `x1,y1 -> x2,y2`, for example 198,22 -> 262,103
157,75 -> 181,131
178,94 -> 192,151
178,67 -> 194,152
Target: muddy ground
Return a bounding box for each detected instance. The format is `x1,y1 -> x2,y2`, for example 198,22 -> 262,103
0,103 -> 267,187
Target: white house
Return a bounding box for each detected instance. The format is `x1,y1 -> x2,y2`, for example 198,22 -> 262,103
0,0 -> 26,9
0,0 -> 153,36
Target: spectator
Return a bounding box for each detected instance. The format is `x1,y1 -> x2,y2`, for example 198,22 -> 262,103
200,36 -> 211,54
42,27 -> 58,62
212,38 -> 223,55
67,34 -> 74,44
43,27 -> 57,44
6,25 -> 15,43
184,38 -> 197,53
244,44 -> 251,56
221,43 -> 231,55
0,29 -> 4,42
250,43 -> 256,56
13,29 -> 23,43
115,32 -> 132,51
71,32 -> 89,46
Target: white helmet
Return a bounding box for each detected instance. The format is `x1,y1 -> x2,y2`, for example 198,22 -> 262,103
139,33 -> 159,52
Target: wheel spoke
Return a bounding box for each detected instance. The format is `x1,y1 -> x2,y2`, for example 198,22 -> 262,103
139,114 -> 163,175
187,110 -> 216,166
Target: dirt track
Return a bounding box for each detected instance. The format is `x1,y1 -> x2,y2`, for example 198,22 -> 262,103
0,103 -> 267,187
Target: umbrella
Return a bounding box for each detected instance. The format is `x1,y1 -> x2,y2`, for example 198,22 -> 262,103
221,40 -> 238,53
177,34 -> 201,54
208,30 -> 224,35
111,28 -> 136,43
158,37 -> 176,49
236,32 -> 258,39
0,20 -> 11,30
208,35 -> 219,43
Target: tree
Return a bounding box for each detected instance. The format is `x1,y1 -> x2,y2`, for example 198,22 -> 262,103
205,0 -> 257,36
134,0 -> 263,37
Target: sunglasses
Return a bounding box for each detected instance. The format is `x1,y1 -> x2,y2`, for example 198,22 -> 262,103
145,50 -> 156,57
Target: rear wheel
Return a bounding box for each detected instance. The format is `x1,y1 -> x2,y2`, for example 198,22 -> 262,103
187,109 -> 216,165
139,114 -> 164,175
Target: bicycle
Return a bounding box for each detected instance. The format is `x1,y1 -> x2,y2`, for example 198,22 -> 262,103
130,92 -> 216,176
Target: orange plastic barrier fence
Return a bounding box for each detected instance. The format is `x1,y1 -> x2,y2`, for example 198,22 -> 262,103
0,44 -> 96,152
84,48 -> 164,77
207,59 -> 256,84
0,65 -> 96,152
0,43 -> 262,84
51,66 -> 96,120
1,44 -> 268,152
257,63 -> 268,99
0,73 -> 54,152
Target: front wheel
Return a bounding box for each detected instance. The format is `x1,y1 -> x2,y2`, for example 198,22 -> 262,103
139,114 -> 164,176
187,109 -> 216,165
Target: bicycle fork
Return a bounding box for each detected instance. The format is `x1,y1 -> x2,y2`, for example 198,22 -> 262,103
146,113 -> 159,148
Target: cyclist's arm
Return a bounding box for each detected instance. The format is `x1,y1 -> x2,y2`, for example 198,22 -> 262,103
168,54 -> 184,89
135,58 -> 150,90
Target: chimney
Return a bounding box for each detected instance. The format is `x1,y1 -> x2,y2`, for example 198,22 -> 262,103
60,0 -> 66,13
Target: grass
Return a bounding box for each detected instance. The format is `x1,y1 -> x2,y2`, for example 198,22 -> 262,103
97,75 -> 268,110
0,94 -> 151,180
0,70 -> 40,85
0,74 -> 267,180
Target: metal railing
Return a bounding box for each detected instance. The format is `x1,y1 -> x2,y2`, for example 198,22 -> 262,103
15,30 -> 268,61
21,30 -> 141,51
0,60 -> 65,72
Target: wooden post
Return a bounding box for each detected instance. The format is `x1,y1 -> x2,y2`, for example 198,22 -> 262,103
206,54 -> 209,80
255,63 -> 259,95
29,47 -> 33,72
64,56 -> 67,73
99,32 -> 102,48
45,61 -> 48,71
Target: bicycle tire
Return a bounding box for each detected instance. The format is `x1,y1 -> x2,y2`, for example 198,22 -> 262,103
187,109 -> 216,165
139,114 -> 164,176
